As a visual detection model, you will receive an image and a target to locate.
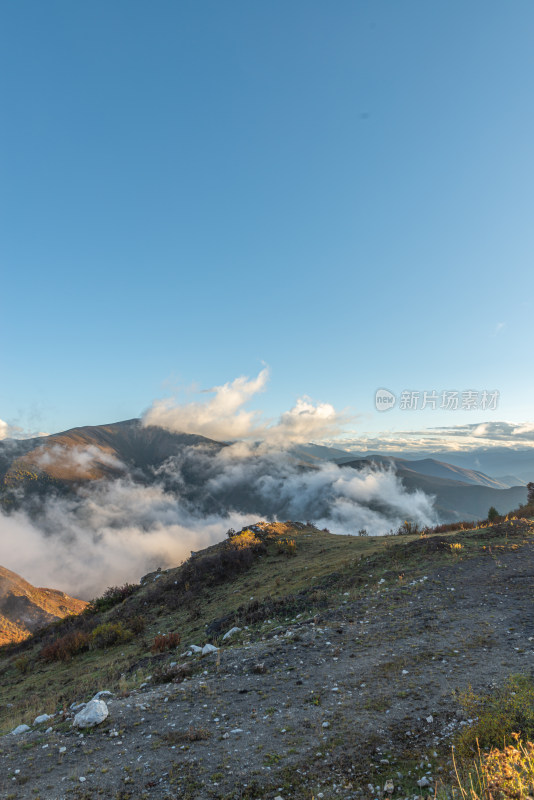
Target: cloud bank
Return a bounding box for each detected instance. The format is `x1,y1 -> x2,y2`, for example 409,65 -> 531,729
0,372 -> 438,597
333,420 -> 534,456
143,369 -> 344,446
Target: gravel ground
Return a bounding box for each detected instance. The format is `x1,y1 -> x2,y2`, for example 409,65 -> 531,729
1,537 -> 534,800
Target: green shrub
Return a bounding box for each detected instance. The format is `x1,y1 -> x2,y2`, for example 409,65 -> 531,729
397,520 -> 420,535
90,622 -> 132,649
455,675 -> 534,758
488,506 -> 500,523
14,656 -> 30,674
127,614 -> 146,634
277,538 -> 297,556
89,583 -> 138,613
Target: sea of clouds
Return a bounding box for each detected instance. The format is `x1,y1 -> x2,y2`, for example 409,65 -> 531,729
0,371 -> 436,597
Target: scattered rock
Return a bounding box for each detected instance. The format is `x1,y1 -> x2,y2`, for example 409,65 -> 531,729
73,699 -> 109,728
33,713 -> 53,725
92,690 -> 113,701
202,643 -> 218,655
223,626 -> 242,640
11,724 -> 31,735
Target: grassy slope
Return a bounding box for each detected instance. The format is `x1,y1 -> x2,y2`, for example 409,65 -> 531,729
0,518 -> 532,735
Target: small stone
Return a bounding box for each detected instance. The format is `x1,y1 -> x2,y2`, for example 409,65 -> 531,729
202,643 -> 218,655
222,626 -> 242,640
92,690 -> 113,701
384,780 -> 394,793
322,721 -> 330,728
417,777 -> 431,787
34,713 -> 53,725
11,724 -> 30,735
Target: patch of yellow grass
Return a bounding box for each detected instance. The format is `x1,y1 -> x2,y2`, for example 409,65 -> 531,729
454,735 -> 534,800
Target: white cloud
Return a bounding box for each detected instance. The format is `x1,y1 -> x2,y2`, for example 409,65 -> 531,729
0,418 -> 49,441
143,369 -> 270,441
143,369 -> 346,446
33,444 -> 124,477
333,420 -> 534,455
0,450 -> 436,597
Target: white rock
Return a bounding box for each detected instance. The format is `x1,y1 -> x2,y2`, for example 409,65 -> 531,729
59,746 -> 67,753
11,724 -> 30,735
322,721 -> 330,728
34,713 -> 53,725
426,715 -> 433,723
417,777 -> 431,787
189,644 -> 203,653
384,780 -> 394,793
222,626 -> 242,640
92,690 -> 112,701
202,643 -> 218,655
73,699 -> 109,728
230,728 -> 244,733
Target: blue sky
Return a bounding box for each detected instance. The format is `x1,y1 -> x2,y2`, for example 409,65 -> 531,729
2,1 -> 534,445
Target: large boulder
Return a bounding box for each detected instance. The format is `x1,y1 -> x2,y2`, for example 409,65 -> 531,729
73,699 -> 109,728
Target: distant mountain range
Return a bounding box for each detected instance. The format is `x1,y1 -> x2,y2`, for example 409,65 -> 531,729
0,565 -> 86,645
0,418 -> 529,523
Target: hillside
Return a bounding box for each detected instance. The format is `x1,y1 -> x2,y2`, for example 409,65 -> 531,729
0,566 -> 87,645
1,516 -> 534,798
0,419 -> 223,486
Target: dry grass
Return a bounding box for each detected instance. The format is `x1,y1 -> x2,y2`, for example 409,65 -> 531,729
453,736 -> 534,800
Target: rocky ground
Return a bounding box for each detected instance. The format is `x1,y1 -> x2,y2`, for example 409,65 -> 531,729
1,536 -> 533,800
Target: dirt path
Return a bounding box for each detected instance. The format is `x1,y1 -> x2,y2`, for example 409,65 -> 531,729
2,540 -> 534,800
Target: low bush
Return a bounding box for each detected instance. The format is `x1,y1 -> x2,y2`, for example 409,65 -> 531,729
228,530 -> 264,551
89,583 -> 139,613
151,632 -> 181,653
90,622 -> 132,649
455,675 -> 534,758
127,614 -> 146,634
454,736 -> 534,800
14,656 -> 30,674
277,538 -> 297,556
41,631 -> 91,662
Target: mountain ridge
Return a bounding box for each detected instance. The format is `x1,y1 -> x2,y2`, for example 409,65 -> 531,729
0,565 -> 87,645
